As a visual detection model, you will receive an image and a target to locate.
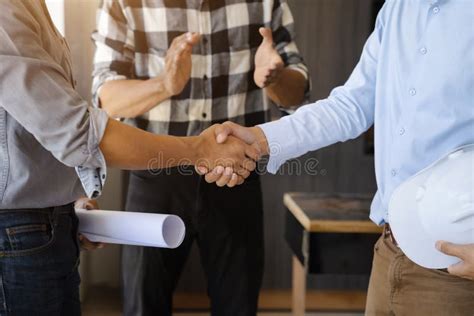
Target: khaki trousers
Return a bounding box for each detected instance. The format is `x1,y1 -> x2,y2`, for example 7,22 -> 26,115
365,235 -> 474,316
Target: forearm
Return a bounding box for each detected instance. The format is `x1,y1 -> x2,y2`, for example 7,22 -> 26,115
99,76 -> 171,118
99,118 -> 198,170
264,68 -> 306,108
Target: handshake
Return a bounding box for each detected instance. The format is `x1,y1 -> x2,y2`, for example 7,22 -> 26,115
191,122 -> 269,187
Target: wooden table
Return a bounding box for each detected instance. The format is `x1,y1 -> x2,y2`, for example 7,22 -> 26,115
284,193 -> 383,316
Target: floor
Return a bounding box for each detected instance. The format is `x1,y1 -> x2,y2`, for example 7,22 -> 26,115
81,287 -> 364,316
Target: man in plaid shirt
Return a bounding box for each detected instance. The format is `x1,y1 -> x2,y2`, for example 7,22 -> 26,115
92,1 -> 309,315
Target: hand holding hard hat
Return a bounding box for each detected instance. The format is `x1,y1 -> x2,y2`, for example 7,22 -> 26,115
388,144 -> 474,279
435,241 -> 474,280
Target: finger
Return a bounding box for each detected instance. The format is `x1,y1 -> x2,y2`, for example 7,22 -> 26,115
245,144 -> 261,161
242,158 -> 257,173
436,241 -> 467,260
195,165 -> 208,175
236,175 -> 245,185
75,198 -> 98,210
226,173 -> 240,188
447,261 -> 467,278
235,167 -> 251,179
214,123 -> 232,144
170,34 -> 194,57
84,241 -> 105,250
266,68 -> 283,84
204,166 -> 225,183
220,121 -> 256,144
259,27 -> 273,45
268,66 -> 283,78
79,235 -> 104,250
175,43 -> 193,59
172,33 -> 200,57
272,57 -> 285,69
216,167 -> 233,187
81,240 -> 104,251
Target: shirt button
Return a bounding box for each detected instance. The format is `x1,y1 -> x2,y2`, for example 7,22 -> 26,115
419,47 -> 427,55
399,128 -> 405,135
433,6 -> 440,14
391,169 -> 397,177
202,112 -> 207,119
409,88 -> 416,96
203,75 -> 208,81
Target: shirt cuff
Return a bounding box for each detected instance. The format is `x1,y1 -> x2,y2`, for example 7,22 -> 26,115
258,119 -> 301,174
75,107 -> 109,198
92,74 -> 128,108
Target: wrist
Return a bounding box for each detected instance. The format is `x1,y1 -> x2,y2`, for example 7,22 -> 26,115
250,126 -> 270,156
151,75 -> 173,99
184,136 -> 202,165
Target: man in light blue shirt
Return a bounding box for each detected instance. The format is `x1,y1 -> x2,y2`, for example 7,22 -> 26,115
200,0 -> 474,313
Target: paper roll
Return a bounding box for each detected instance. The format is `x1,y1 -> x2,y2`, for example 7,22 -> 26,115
75,209 -> 186,249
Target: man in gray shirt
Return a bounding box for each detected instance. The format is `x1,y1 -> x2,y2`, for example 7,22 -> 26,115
0,1 -> 258,314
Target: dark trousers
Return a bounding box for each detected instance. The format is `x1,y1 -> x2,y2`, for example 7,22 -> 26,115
0,205 -> 81,316
121,167 -> 264,316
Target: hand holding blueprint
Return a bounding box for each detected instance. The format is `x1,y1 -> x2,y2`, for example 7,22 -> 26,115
75,209 -> 186,249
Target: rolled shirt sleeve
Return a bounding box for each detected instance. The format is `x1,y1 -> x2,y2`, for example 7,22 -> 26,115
91,0 -> 135,108
259,10 -> 383,173
0,1 -> 109,198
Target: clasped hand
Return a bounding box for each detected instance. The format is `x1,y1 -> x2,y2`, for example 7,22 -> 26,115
195,122 -> 268,187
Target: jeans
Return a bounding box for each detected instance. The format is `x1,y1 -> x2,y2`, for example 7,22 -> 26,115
122,167 -> 264,316
0,204 -> 81,316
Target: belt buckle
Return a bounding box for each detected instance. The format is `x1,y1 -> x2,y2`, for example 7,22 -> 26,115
384,224 -> 398,247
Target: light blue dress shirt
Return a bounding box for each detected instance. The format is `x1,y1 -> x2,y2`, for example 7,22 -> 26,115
259,0 -> 474,225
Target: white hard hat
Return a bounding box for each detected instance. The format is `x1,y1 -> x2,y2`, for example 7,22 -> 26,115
388,144 -> 474,269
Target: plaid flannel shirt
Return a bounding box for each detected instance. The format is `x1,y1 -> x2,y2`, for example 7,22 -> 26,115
92,0 -> 309,136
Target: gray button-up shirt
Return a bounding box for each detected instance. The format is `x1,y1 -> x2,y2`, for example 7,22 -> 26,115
0,0 -> 109,209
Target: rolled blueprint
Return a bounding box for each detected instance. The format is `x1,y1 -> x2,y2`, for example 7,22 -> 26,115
75,209 -> 186,249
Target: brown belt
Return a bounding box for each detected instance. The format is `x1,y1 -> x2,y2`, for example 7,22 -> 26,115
383,223 -> 399,247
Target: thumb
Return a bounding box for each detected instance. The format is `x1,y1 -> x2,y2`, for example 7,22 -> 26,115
436,241 -> 466,260
259,27 -> 273,46
195,165 -> 208,175
215,123 -> 232,144
218,122 -> 256,145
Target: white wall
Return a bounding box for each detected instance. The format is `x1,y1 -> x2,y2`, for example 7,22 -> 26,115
45,0 -> 65,35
